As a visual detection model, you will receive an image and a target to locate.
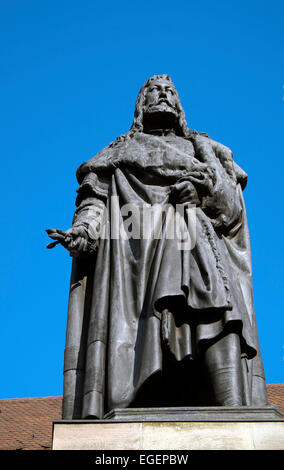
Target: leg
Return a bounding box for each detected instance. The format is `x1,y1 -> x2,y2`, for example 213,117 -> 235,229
203,332 -> 243,406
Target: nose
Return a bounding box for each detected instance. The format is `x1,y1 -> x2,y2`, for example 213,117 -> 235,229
159,87 -> 167,97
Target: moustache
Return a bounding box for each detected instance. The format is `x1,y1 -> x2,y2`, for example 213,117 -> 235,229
150,99 -> 175,109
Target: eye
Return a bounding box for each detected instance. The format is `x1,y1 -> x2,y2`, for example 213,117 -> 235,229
149,86 -> 158,92
166,88 -> 174,95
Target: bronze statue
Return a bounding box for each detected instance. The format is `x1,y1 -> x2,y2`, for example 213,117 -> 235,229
47,75 -> 270,419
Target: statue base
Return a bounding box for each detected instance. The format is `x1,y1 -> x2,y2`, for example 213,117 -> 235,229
52,405 -> 284,450
104,404 -> 282,421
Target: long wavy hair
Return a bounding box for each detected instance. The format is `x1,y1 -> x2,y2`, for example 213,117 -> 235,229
109,74 -> 192,147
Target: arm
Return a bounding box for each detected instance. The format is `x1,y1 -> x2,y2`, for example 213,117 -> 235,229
191,134 -> 243,232
46,171 -> 108,256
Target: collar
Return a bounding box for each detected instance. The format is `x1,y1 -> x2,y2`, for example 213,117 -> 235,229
145,129 -> 176,137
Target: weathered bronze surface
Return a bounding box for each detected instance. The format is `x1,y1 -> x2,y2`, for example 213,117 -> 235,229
47,75 -> 272,420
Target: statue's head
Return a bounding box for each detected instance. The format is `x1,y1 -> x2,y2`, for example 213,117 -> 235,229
131,74 -> 190,138
109,74 -> 191,147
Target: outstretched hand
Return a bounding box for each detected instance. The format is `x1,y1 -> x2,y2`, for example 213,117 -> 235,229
46,226 -> 97,256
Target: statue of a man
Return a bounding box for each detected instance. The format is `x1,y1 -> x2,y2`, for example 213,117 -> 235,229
48,74 -> 268,419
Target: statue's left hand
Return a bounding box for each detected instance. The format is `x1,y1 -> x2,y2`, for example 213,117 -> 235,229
169,181 -> 200,205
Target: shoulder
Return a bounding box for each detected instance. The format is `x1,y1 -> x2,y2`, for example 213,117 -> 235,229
192,131 -> 247,189
200,134 -> 233,157
75,140 -> 124,183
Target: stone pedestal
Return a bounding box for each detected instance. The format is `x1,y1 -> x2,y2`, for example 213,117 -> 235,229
52,406 -> 284,450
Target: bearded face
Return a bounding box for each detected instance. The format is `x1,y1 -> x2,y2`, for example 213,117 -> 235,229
129,75 -> 189,138
143,78 -> 179,119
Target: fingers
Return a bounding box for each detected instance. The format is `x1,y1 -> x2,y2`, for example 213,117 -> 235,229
65,226 -> 87,241
65,226 -> 81,236
46,229 -> 66,242
67,237 -> 80,251
178,191 -> 192,203
56,229 -> 67,236
66,236 -> 89,256
46,241 -> 60,249
172,181 -> 193,193
47,225 -> 93,256
65,227 -> 81,245
76,237 -> 88,252
170,181 -> 198,204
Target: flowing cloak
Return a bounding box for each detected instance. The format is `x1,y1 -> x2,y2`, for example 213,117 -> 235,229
62,132 -> 268,419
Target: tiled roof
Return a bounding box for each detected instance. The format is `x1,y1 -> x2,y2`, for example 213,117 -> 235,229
267,383 -> 284,416
0,385 -> 283,450
0,396 -> 62,450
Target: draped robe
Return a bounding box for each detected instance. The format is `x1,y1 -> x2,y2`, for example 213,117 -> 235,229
62,132 -> 268,419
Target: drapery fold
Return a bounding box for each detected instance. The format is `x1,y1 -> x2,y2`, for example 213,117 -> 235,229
62,132 -> 267,419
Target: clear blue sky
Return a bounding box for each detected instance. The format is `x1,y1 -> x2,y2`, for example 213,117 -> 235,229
0,0 -> 283,399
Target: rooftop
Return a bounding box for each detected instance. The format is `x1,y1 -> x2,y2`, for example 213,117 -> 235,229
0,384 -> 283,450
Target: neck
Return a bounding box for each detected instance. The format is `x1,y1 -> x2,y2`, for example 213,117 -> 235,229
143,112 -> 178,136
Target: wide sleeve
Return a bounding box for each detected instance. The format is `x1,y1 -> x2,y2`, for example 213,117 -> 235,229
72,171 -> 110,242
192,134 -> 244,232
